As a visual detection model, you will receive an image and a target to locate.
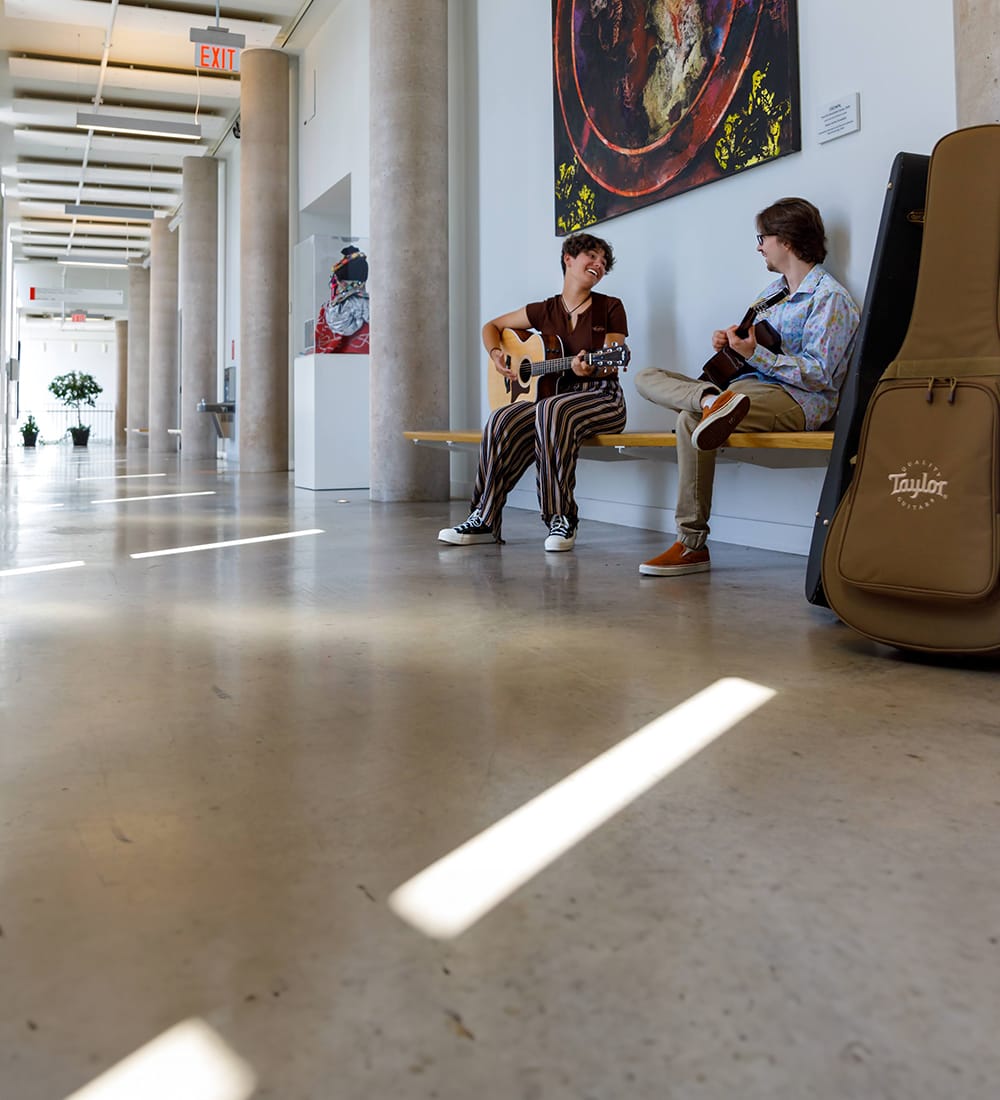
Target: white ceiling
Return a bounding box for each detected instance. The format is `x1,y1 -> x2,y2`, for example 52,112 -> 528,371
0,0 -> 311,279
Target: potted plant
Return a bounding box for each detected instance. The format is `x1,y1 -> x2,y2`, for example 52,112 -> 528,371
19,414 -> 40,447
48,371 -> 102,446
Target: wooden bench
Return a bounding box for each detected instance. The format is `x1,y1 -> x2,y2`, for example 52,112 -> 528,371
404,428 -> 834,459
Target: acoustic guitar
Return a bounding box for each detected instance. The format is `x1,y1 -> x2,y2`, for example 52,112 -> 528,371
487,328 -> 631,409
700,288 -> 788,389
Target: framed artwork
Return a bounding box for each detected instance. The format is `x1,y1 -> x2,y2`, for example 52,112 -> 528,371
552,0 -> 801,234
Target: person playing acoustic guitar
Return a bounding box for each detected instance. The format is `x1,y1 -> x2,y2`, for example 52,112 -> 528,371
438,232 -> 629,551
634,197 -> 859,576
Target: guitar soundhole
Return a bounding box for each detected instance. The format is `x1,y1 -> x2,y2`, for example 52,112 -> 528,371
518,360 -> 533,385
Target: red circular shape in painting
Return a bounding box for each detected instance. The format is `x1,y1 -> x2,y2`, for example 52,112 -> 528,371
554,0 -> 765,198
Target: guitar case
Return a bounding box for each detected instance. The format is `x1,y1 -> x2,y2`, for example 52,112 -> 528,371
805,151 -> 929,606
821,125 -> 1000,654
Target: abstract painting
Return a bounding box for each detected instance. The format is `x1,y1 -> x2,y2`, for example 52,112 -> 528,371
552,0 -> 801,234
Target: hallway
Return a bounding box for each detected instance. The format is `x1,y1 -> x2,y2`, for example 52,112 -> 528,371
1,446 -> 997,1099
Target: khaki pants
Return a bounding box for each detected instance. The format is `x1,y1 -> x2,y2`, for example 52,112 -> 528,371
634,370 -> 806,549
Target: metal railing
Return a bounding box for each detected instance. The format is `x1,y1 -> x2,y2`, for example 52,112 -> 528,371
42,405 -> 117,444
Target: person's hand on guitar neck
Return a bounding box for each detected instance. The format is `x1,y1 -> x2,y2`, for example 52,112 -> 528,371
570,349 -> 598,378
571,335 -> 629,379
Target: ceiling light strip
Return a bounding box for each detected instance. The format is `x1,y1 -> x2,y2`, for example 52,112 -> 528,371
65,203 -> 156,221
58,258 -> 131,268
76,111 -> 202,141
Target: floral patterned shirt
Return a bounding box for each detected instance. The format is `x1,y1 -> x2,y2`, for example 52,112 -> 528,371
745,265 -> 860,430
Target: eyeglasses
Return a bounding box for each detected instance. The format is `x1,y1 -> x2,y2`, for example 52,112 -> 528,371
755,233 -> 767,245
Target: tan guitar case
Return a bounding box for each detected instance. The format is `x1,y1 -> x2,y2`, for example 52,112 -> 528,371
822,125 -> 1000,654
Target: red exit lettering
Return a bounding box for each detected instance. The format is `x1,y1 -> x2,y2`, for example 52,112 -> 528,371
195,44 -> 241,73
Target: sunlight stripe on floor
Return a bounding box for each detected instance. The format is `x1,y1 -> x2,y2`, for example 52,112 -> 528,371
130,529 -> 324,558
77,473 -> 168,481
91,491 -> 217,504
0,560 -> 86,577
389,677 -> 776,940
64,1018 -> 255,1100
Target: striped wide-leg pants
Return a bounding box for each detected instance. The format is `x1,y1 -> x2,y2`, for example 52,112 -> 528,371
471,384 -> 627,536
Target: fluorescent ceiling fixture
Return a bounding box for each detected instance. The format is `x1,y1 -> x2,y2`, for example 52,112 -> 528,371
190,26 -> 247,48
63,1017 -> 256,1100
389,677 -> 777,940
76,111 -> 202,141
58,258 -> 130,269
0,560 -> 85,578
78,473 -> 167,481
130,529 -> 324,559
65,203 -> 156,222
92,491 -> 217,504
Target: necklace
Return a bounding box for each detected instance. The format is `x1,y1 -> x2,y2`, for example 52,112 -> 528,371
561,294 -> 591,316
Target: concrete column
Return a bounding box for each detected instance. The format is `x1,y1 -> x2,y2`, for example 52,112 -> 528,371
126,265 -> 150,451
239,49 -> 289,472
114,319 -> 128,446
181,156 -> 220,462
954,0 -> 1000,126
148,217 -> 180,454
369,0 -> 449,501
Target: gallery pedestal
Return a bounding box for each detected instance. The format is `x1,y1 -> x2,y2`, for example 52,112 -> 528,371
293,354 -> 370,490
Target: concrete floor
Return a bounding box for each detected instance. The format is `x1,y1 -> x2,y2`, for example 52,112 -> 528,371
1,443 -> 998,1100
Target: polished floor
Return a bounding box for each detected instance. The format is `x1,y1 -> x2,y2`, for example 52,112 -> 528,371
1,442 -> 998,1100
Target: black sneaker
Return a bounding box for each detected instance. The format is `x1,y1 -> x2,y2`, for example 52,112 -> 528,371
438,510 -> 495,545
544,514 -> 577,552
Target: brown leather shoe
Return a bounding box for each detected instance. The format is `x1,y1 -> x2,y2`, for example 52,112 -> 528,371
639,541 -> 711,576
691,390 -> 751,450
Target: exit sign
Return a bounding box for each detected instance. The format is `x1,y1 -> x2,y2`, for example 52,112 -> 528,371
70,312 -> 87,322
194,43 -> 241,72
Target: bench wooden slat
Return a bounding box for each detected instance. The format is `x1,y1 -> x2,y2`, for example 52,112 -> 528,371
404,429 -> 834,451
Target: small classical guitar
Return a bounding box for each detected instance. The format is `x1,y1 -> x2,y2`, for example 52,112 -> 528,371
700,288 -> 788,389
487,328 -> 631,409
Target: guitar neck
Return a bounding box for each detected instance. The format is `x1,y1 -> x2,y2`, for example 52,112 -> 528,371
735,288 -> 789,338
529,352 -> 593,378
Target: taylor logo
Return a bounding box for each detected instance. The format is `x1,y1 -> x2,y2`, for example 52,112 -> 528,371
888,460 -> 949,511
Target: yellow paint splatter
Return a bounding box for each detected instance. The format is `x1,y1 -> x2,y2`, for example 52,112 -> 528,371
555,159 -> 599,233
714,65 -> 790,172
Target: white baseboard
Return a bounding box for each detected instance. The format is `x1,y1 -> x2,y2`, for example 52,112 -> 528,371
450,478 -> 813,556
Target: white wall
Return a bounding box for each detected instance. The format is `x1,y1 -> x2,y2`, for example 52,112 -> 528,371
282,0 -> 957,553
10,260 -> 128,441
467,0 -> 958,553
297,0 -> 369,233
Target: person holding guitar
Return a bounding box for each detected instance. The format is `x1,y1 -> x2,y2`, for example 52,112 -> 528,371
634,197 -> 859,576
438,232 -> 629,551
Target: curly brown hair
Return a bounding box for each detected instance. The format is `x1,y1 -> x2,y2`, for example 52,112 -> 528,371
561,232 -> 615,274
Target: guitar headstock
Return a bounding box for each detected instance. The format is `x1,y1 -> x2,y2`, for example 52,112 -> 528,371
589,342 -> 631,373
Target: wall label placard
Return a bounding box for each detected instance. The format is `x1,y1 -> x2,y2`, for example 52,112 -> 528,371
818,94 -> 860,144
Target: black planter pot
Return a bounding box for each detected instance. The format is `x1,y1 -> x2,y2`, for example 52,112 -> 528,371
69,426 -> 90,447
21,432 -> 38,447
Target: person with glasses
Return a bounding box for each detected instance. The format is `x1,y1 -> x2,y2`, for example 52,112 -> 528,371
438,233 -> 628,552
634,197 -> 859,576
